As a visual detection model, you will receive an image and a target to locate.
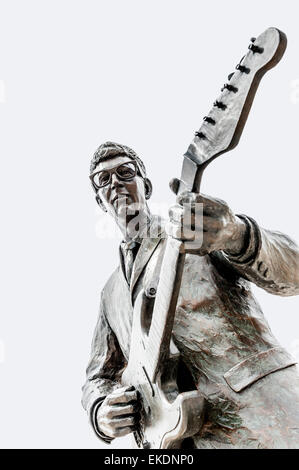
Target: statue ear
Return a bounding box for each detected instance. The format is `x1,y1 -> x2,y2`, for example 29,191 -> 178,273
144,178 -> 152,200
95,194 -> 108,212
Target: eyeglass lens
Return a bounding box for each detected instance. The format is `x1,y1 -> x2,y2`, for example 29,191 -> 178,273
93,162 -> 136,188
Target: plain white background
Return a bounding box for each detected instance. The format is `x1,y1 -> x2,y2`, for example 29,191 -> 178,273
0,0 -> 299,449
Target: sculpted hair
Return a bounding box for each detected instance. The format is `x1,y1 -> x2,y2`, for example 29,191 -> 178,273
90,141 -> 147,177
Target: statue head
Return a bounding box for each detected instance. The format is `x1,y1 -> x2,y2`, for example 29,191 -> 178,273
89,142 -> 153,235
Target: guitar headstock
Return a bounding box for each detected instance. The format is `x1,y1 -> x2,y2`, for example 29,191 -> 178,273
180,27 -> 287,193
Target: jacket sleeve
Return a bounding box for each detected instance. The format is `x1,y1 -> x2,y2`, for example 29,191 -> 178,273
82,292 -> 126,443
220,215 -> 299,296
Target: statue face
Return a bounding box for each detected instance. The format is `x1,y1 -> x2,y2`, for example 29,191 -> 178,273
93,155 -> 148,223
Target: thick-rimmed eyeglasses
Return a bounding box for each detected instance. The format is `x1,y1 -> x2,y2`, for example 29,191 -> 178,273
90,161 -> 138,189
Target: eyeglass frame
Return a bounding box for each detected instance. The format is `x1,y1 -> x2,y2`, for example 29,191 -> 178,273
89,160 -> 143,190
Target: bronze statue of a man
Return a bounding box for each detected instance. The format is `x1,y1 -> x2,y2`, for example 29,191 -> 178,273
82,140 -> 299,449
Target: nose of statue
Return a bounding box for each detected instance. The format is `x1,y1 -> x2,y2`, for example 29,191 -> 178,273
110,173 -> 123,190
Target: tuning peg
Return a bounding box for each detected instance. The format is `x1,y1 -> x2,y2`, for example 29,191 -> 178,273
227,72 -> 234,81
250,37 -> 256,43
203,116 -> 216,125
221,83 -> 238,93
195,131 -> 207,139
236,64 -> 250,74
213,100 -> 227,110
248,43 -> 264,54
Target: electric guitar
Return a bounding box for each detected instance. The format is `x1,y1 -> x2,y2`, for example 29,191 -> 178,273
121,27 -> 287,449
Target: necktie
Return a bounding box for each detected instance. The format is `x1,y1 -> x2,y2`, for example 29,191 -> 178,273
121,241 -> 139,284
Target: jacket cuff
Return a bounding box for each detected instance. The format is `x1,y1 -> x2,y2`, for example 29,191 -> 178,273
90,399 -> 114,444
223,215 -> 262,266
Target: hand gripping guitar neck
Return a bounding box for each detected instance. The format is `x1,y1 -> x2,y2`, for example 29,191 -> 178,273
121,28 -> 287,449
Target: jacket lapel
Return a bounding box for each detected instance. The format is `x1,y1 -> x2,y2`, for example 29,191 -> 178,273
130,216 -> 165,297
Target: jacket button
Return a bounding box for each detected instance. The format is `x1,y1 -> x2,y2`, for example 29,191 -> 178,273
146,287 -> 156,298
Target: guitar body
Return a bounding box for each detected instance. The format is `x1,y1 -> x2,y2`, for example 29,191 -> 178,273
121,290 -> 205,449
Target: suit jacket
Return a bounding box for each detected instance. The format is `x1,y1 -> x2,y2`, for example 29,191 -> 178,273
82,215 -> 299,448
